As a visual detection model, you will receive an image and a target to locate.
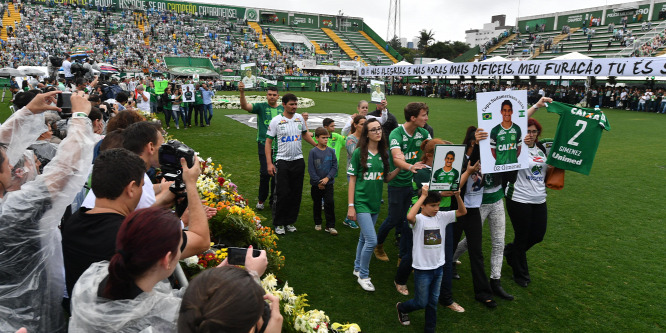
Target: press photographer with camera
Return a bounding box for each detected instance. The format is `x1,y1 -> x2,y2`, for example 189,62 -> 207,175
0,90 -> 97,332
62,141 -> 211,305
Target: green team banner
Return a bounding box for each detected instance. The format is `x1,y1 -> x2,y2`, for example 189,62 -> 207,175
556,10 -> 603,29
33,0 -> 245,18
606,5 -> 650,25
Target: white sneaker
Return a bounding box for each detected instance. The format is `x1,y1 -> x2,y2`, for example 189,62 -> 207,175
315,225 -> 322,231
275,226 -> 285,235
285,225 -> 297,232
325,228 -> 338,236
256,202 -> 265,210
353,270 -> 360,278
357,277 -> 375,291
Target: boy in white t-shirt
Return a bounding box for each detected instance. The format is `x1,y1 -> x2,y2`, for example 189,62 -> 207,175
396,185 -> 466,332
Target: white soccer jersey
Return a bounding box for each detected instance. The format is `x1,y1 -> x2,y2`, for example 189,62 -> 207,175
266,113 -> 308,161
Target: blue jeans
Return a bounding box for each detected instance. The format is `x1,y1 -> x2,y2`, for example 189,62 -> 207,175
150,101 -> 157,115
204,103 -> 213,124
398,266 -> 443,333
172,109 -> 184,127
376,185 -> 412,246
354,213 -> 378,279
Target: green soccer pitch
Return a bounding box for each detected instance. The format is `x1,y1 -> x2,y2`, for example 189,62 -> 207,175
4,91 -> 663,332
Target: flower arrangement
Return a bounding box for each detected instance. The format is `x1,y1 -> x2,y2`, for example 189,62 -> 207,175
195,159 -> 284,273
179,154 -> 359,332
261,274 -> 362,333
212,95 -> 316,109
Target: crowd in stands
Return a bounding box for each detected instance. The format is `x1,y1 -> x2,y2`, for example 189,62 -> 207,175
0,0 -> 316,76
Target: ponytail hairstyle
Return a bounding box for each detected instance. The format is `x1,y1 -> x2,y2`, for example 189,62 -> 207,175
177,266 -> 265,333
103,207 -> 181,300
419,138 -> 447,163
350,114 -> 365,135
357,118 -> 389,178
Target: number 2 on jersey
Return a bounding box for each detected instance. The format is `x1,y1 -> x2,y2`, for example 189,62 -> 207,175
567,120 -> 587,146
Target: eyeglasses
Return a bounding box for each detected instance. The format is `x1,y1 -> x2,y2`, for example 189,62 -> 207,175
527,130 -> 539,134
368,127 -> 382,133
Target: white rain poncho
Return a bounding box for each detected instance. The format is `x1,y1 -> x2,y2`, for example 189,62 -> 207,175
69,261 -> 184,333
0,107 -> 96,332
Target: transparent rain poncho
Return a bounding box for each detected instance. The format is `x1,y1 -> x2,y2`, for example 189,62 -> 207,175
0,107 -> 96,333
69,262 -> 184,333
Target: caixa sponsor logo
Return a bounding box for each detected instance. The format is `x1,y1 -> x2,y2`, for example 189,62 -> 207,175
280,135 -> 301,142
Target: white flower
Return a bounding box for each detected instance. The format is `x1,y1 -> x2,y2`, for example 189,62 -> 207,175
206,157 -> 212,163
261,274 -> 278,291
183,255 -> 199,267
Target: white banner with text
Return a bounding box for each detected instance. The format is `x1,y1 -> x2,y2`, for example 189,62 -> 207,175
358,57 -> 666,77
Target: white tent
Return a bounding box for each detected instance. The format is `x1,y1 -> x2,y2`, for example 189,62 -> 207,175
551,52 -> 593,60
430,58 -> 453,64
391,60 -> 413,66
481,56 -> 510,62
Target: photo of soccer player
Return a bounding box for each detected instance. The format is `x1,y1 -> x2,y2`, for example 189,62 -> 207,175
490,100 -> 522,166
429,144 -> 465,191
370,80 -> 385,103
476,90 -> 530,174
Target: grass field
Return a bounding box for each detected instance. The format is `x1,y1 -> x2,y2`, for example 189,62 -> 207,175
3,91 -> 664,332
162,91 -> 665,332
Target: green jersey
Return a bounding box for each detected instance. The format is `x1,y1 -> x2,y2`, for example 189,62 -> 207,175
490,123 -> 522,165
348,148 -> 385,214
388,125 -> 431,187
194,90 -> 203,105
327,132 -> 346,164
431,168 -> 460,191
545,102 -> 611,175
146,87 -> 157,103
252,102 -> 283,143
183,90 -> 194,102
412,167 -> 451,207
481,174 -> 503,205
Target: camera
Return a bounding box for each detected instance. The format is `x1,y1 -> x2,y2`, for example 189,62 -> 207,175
159,140 -> 195,186
227,247 -> 263,266
159,140 -> 195,217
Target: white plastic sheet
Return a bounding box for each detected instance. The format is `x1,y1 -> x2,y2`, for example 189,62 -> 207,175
0,108 -> 95,332
69,262 -> 184,333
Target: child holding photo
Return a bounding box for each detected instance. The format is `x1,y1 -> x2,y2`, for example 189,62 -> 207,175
396,184 -> 466,332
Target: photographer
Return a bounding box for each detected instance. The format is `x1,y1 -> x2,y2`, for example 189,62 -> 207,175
0,91 -> 97,332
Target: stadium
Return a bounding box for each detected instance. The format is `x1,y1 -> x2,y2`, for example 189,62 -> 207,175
0,0 -> 663,332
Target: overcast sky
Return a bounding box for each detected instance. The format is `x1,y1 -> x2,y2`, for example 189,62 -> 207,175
187,0 -> 635,43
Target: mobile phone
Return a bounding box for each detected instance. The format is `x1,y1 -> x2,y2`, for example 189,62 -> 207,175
57,92 -> 72,113
227,247 -> 262,266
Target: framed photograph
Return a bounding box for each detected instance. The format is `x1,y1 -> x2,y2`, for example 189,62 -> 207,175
477,91 -> 530,174
182,84 -> 195,102
429,144 -> 466,191
240,63 -> 257,88
370,80 -> 385,103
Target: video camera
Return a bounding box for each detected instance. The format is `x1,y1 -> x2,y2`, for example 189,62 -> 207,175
159,140 -> 196,217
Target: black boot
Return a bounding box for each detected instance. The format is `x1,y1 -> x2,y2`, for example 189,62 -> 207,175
490,278 -> 514,300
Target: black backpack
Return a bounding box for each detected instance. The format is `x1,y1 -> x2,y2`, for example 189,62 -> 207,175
50,56 -> 63,67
